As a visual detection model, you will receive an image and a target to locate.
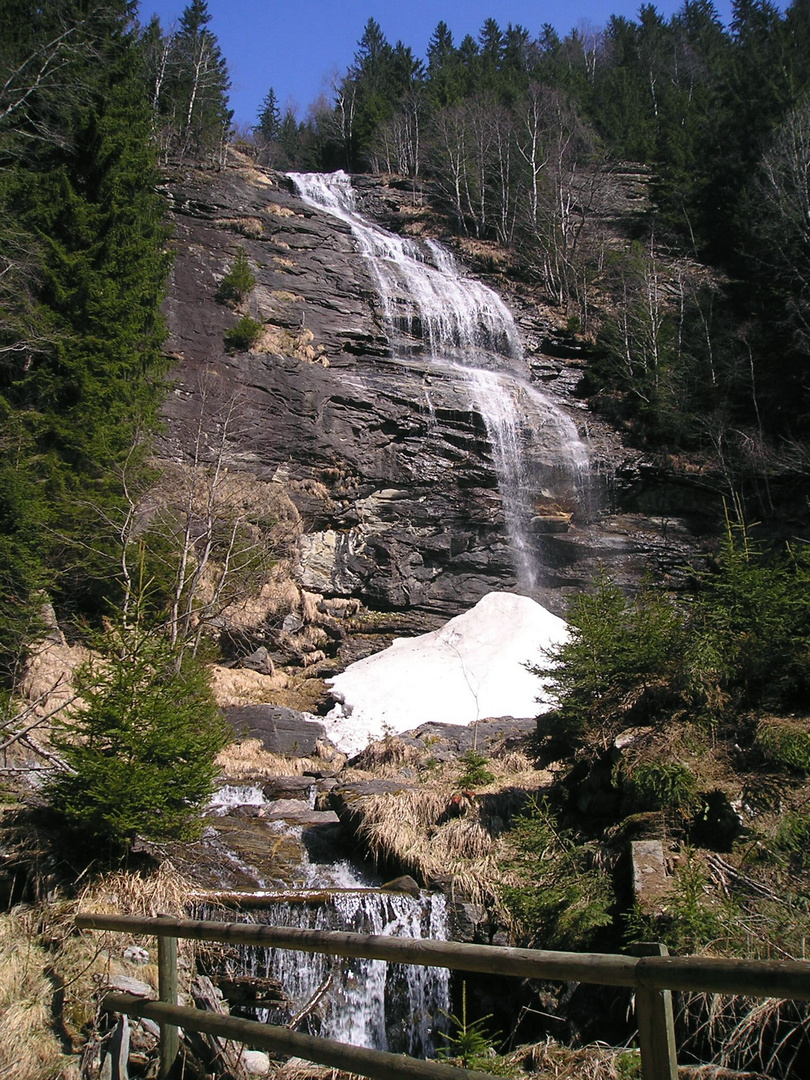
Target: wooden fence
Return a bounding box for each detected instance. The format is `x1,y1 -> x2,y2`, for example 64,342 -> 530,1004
75,912 -> 810,1080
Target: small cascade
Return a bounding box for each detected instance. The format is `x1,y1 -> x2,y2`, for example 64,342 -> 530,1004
288,170 -> 589,592
202,785 -> 451,1056
233,886 -> 450,1055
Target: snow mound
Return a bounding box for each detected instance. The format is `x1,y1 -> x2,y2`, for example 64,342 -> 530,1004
323,591 -> 567,756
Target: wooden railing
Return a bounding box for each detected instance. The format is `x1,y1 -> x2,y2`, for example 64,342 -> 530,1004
75,912 -> 810,1080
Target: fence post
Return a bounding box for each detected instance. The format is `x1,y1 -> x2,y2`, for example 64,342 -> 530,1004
629,941 -> 678,1080
157,915 -> 179,1079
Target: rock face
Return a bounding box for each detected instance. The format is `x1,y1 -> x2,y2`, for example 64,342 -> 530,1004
159,158 -> 707,620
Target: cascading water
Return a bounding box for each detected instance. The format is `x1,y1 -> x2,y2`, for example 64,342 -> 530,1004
234,885 -> 449,1055
288,169 -> 589,591
204,786 -> 450,1055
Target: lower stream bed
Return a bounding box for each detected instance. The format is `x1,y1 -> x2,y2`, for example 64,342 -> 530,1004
197,785 -> 451,1055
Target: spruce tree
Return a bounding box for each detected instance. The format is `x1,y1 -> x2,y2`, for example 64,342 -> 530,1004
49,614 -> 229,847
257,86 -> 281,141
169,0 -> 232,160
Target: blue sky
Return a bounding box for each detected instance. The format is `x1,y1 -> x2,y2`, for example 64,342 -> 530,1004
138,0 -> 739,128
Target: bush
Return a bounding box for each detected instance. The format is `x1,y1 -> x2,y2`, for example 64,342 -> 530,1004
539,573 -> 688,750
690,521 -> 810,716
457,750 -> 494,788
756,716 -> 810,773
627,761 -> 697,812
225,315 -> 263,351
48,620 -> 229,848
500,797 -> 613,949
216,248 -> 256,304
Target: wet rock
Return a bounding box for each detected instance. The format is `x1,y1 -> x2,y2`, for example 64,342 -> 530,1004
380,874 -> 420,899
264,806 -> 340,826
261,776 -> 315,801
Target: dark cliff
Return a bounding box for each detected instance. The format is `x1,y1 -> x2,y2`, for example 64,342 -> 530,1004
157,155 -> 707,624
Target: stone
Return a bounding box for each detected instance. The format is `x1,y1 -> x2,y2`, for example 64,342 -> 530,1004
227,704 -> 329,755
105,975 -> 154,997
123,945 -> 149,964
261,776 -> 316,800
239,646 -> 274,675
380,874 -> 420,898
631,839 -> 675,915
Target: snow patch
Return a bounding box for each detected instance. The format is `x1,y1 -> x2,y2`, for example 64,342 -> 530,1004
323,591 -> 567,756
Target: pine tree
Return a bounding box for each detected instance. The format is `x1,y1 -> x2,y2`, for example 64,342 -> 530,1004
49,613 -> 229,847
256,86 -> 281,141
169,0 -> 232,161
0,1 -> 172,645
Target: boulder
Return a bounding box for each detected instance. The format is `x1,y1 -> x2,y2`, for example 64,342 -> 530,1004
226,704 -> 330,756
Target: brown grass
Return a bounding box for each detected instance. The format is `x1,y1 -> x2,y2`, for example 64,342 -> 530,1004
216,738 -> 324,779
210,664 -> 291,707
0,864 -> 207,1080
0,907 -> 73,1080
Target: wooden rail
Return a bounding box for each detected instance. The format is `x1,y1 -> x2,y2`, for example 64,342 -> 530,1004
76,912 -> 810,1080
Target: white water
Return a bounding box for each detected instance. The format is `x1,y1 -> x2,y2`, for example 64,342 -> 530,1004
232,888 -> 449,1055
288,169 -> 588,591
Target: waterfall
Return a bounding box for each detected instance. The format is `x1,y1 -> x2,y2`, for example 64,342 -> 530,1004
204,784 -> 451,1055
235,887 -> 450,1055
288,170 -> 588,592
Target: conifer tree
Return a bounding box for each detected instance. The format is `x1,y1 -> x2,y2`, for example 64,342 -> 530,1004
257,86 -> 281,141
168,0 -> 232,161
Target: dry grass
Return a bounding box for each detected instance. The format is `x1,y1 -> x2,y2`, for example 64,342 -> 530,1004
216,738 -> 324,779
0,907 -> 74,1080
681,992 -> 810,1079
266,1039 -> 644,1080
210,663 -> 291,706
0,862 -> 218,1079
214,216 -> 265,238
266,201 -> 299,217
348,785 -> 512,906
20,640 -> 91,718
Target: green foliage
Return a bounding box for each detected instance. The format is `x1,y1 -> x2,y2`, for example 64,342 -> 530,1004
500,797 -> 613,949
615,1050 -> 642,1079
224,315 -> 263,352
438,983 -> 511,1074
217,249 -> 256,304
627,761 -> 697,812
48,615 -> 229,848
456,750 -> 494,788
773,810 -> 810,870
690,518 -> 810,717
625,851 -> 734,954
756,717 -> 810,773
540,572 -> 688,750
0,1 -> 171,634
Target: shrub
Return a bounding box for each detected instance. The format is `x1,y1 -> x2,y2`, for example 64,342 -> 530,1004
216,248 -> 256,304
500,797 -> 613,949
225,315 -> 263,351
627,761 -> 697,812
457,750 -> 494,789
774,811 -> 810,869
48,620 -> 229,849
539,573 -> 688,750
756,716 -> 810,773
690,520 -> 810,716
